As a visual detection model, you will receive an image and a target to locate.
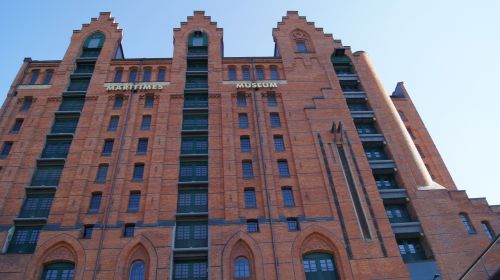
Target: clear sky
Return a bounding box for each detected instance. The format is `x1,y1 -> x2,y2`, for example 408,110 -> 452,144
1,1 -> 499,204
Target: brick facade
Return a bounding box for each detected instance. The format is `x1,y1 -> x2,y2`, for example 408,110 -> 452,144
0,11 -> 498,280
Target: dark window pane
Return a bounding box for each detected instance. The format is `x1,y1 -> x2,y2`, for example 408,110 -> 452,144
43,70 -> 53,85
133,164 -> 144,181
143,68 -> 151,82
95,164 -> 108,183
29,70 -> 39,85
41,139 -> 71,158
141,115 -> 152,130
20,97 -> 33,111
282,188 -> 295,207
113,95 -> 124,109
242,161 -> 254,178
240,136 -> 251,152
247,220 -> 259,233
242,68 -> 250,80
114,69 -> 123,82
124,224 -> 135,237
182,114 -> 208,130
385,204 -> 411,223
244,189 -> 256,208
137,138 -> 148,154
144,95 -> 154,108
128,192 -> 141,211
287,218 -> 299,231
278,160 -> 290,177
19,193 -> 54,218
129,69 -> 138,82
108,116 -> 119,131
460,213 -> 476,234
11,119 -> 24,133
397,238 -> 427,262
42,262 -> 75,280
228,67 -> 237,80
181,137 -> 208,155
51,116 -> 79,134
239,114 -> 249,128
67,78 -> 90,91
101,139 -> 114,156
234,257 -> 251,279
256,68 -> 265,80
8,226 -> 42,253
179,161 -> 208,182
31,164 -> 63,186
237,94 -> 247,107
273,136 -> 285,152
267,94 -> 277,107
270,67 -> 279,80
296,42 -> 307,53
60,97 -> 85,112
157,68 -> 166,81
89,192 -> 102,212
83,225 -> 93,238
482,221 -> 495,241
1,142 -> 13,157
270,113 -> 281,128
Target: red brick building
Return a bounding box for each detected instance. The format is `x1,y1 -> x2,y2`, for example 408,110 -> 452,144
0,11 -> 498,280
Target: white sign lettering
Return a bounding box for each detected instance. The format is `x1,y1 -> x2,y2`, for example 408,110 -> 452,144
235,82 -> 278,89
105,82 -> 168,91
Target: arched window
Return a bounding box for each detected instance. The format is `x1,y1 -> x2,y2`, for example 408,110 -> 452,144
303,253 -> 339,280
291,30 -> 313,53
82,32 -> 105,58
129,260 -> 145,280
234,257 -> 251,279
188,31 -> 208,47
41,262 -> 75,280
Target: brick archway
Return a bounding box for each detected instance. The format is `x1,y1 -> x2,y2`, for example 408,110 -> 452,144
221,231 -> 265,280
114,235 -> 158,280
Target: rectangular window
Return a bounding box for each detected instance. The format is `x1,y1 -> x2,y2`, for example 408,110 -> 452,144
237,94 -> 247,107
244,188 -> 256,208
296,42 -> 307,53
287,218 -> 299,231
136,138 -> 148,154
31,164 -> 64,186
182,114 -> 208,131
364,146 -> 388,160
240,136 -> 251,153
239,113 -> 249,129
242,161 -> 254,179
347,102 -> 369,111
374,174 -> 398,189
355,122 -> 378,134
385,204 -> 411,223
278,160 -> 290,177
95,164 -> 109,183
270,113 -> 281,128
177,189 -> 208,213
41,138 -> 72,158
242,67 -> 250,80
89,192 -> 102,212
83,225 -> 93,239
282,187 -> 295,207
114,69 -> 123,82
256,67 -> 265,80
142,68 -> 151,82
340,80 -> 362,91
19,192 -> 54,218
247,220 -> 259,233
157,68 -> 166,81
108,116 -> 119,131
174,261 -> 208,280
28,70 -> 39,85
273,135 -> 285,152
43,70 -> 53,85
20,97 -> 33,111
128,191 -> 141,211
175,222 -> 208,248
7,226 -> 41,253
101,139 -> 114,156
460,213 -> 476,234
128,69 -> 138,82
481,221 -> 495,241
397,238 -> 426,263
133,164 -> 144,181
270,66 -> 279,80
179,161 -> 208,182
141,115 -> 152,130
75,63 -> 95,74
1,142 -> 13,158
113,95 -> 123,109
67,78 -> 90,91
11,118 -> 24,133
228,67 -> 237,80
267,93 -> 277,107
60,97 -> 84,112
51,116 -> 79,134
144,95 -> 154,108
181,137 -> 208,155
184,94 -> 208,109
124,224 -> 135,237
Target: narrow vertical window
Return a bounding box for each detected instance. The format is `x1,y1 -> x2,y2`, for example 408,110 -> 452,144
237,93 -> 247,107
113,95 -> 124,109
242,67 -> 251,81
124,224 -> 135,237
83,225 -> 94,239
278,160 -> 290,177
270,113 -> 281,128
101,139 -> 114,156
234,257 -> 251,279
89,192 -> 102,212
128,68 -> 138,82
142,67 -> 151,82
240,136 -> 251,152
11,118 -> 24,133
20,97 -> 33,112
95,164 -> 109,183
481,221 -> 495,241
270,66 -> 279,80
256,67 -> 265,80
28,70 -> 39,85
141,115 -> 152,130
244,188 -> 256,208
228,67 -> 237,81
43,70 -> 54,85
267,93 -> 277,107
460,213 -> 476,234
129,260 -> 145,280
108,116 -> 119,131
137,138 -> 148,154
247,219 -> 259,233
281,187 -> 295,207
273,135 -> 285,152
128,191 -> 141,211
144,94 -> 154,108
0,142 -> 13,158
114,68 -> 123,82
242,161 -> 254,179
133,163 -> 145,181
238,113 -> 249,129
157,67 -> 166,81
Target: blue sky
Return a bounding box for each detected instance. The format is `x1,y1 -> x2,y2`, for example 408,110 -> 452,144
1,1 -> 499,204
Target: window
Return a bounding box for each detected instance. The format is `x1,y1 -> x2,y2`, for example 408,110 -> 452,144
267,93 -> 277,107
101,139 -> 114,156
242,67 -> 251,80
347,102 -> 369,111
177,189 -> 208,213
113,95 -> 124,109
273,135 -> 285,152
43,70 -> 54,85
270,66 -> 279,80
190,31 -> 206,47
242,161 -> 254,179
182,114 -> 208,130
247,219 -> 259,233
175,222 -> 208,248
237,93 -> 247,107
228,67 -> 237,80
133,164 -> 144,181
142,68 -> 151,82
355,122 -> 378,134
296,41 -> 308,53
174,261 -> 208,280
114,69 -> 123,82
244,188 -> 256,208
141,115 -> 152,130
128,68 -> 138,82
60,96 -> 84,111
397,238 -> 426,263
28,70 -> 39,85
11,118 -> 23,133
137,138 -> 148,154
52,115 -> 79,134
374,174 -> 397,189
41,138 -> 71,159
385,204 -> 411,223
75,63 -> 95,74
129,260 -> 144,280
144,94 -> 154,108
108,116 -> 119,131
179,161 -> 208,182
234,257 -> 251,279
303,253 -> 339,280
7,226 -> 41,253
270,113 -> 281,128
89,192 -> 102,212
20,97 -> 33,111
256,67 -> 265,80
181,137 -> 208,155
481,221 -> 495,241
19,192 -> 54,218
239,113 -> 249,128
1,142 -> 13,158
31,164 -> 63,186
83,225 -> 93,239
124,224 -> 135,238
95,164 -> 108,183
287,218 -> 299,231
460,213 -> 476,234
240,136 -> 251,152
278,160 -> 290,177
67,78 -> 90,91
82,32 -> 104,57
364,146 -> 388,160
281,187 -> 295,207
157,68 -> 166,81
41,262 -> 74,280
340,80 -> 362,92
398,111 -> 407,122
128,191 -> 141,211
